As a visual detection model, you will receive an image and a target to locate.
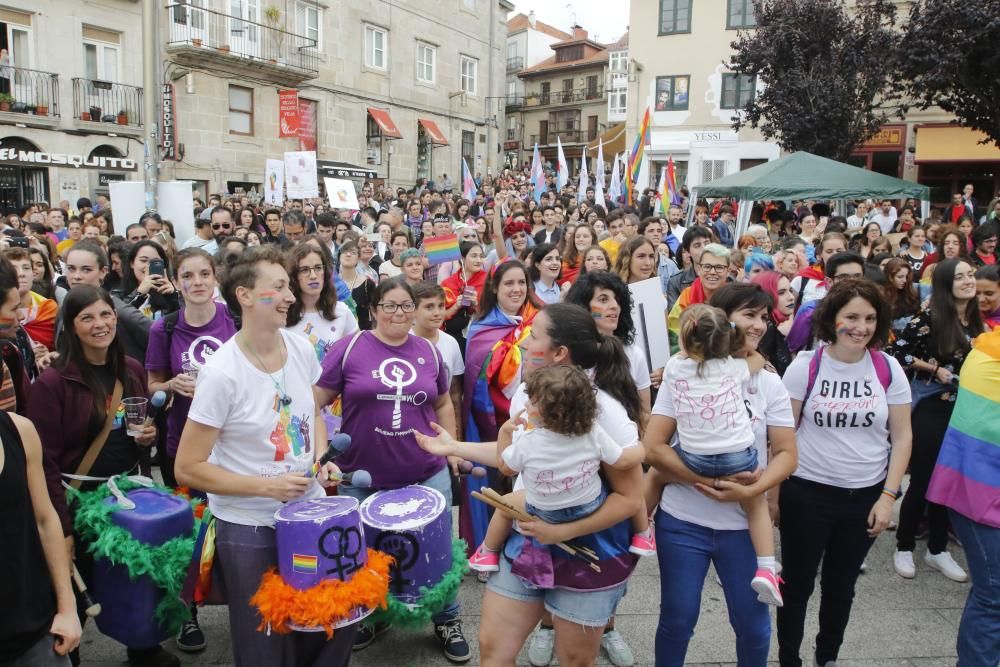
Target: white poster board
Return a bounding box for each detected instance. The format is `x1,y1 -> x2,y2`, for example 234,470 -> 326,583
628,277 -> 670,373
157,181 -> 195,244
323,177 -> 360,210
264,159 -> 284,206
284,150 -> 318,199
59,176 -> 81,210
108,180 -> 146,230
108,181 -> 196,244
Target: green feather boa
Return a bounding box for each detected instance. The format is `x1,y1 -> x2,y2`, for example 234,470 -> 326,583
369,539 -> 469,629
70,476 -> 206,634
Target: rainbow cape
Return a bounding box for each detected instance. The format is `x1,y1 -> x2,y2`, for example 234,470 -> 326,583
926,328 -> 1000,527
458,305 -> 536,551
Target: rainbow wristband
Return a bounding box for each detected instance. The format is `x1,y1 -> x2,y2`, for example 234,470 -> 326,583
881,487 -> 899,500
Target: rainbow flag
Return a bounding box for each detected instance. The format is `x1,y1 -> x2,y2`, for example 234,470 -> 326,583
666,154 -> 681,206
424,233 -> 462,266
927,328 -> 1000,527
292,553 -> 318,573
626,107 -> 651,206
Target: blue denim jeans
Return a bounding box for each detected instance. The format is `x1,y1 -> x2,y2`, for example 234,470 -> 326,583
676,445 -> 759,478
654,510 -> 770,667
949,510 -> 1000,667
338,466 -> 459,625
526,489 -> 606,525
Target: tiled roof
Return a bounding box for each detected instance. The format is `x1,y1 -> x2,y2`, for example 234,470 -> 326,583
506,13 -> 573,41
518,48 -> 609,76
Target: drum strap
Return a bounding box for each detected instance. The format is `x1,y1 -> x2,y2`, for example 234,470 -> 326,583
69,380 -> 123,491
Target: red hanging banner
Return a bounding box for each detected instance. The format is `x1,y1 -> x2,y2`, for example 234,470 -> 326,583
298,98 -> 317,152
278,90 -> 300,138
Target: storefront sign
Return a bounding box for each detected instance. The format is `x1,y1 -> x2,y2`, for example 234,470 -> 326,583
0,148 -> 137,170
861,126 -> 905,148
98,172 -> 127,186
161,83 -> 179,161
278,90 -> 300,138
503,140 -> 520,150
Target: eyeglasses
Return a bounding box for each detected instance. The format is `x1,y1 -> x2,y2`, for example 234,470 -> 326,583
832,272 -> 864,282
699,263 -> 728,274
377,301 -> 416,313
297,265 -> 324,276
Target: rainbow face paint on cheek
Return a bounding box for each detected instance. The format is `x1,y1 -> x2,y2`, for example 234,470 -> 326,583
591,311 -> 602,319
836,321 -> 851,336
528,351 -> 547,365
258,290 -> 279,304
0,317 -> 16,332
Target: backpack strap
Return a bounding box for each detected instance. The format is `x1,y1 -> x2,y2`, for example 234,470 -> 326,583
794,277 -> 810,314
869,348 -> 892,392
340,331 -> 366,371
798,346 -> 824,427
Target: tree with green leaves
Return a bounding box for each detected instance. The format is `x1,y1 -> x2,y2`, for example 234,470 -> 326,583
728,0 -> 902,162
899,0 -> 1000,148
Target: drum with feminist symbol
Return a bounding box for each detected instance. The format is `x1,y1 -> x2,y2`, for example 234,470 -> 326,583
359,485 -> 451,605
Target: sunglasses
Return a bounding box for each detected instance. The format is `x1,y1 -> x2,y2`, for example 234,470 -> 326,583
211,223 -> 233,230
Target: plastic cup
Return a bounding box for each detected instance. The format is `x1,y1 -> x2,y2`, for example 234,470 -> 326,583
182,361 -> 199,380
122,397 -> 148,437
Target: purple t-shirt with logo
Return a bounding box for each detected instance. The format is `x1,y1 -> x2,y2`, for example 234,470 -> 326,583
317,331 -> 448,489
145,303 -> 237,455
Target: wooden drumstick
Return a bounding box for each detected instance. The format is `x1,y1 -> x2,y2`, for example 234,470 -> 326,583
471,490 -> 601,572
72,564 -> 102,618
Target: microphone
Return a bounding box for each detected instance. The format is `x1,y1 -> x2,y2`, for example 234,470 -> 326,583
326,469 -> 372,487
147,391 -> 168,422
305,433 -> 353,477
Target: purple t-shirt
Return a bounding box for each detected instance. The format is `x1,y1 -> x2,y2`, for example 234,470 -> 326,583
145,303 -> 237,455
318,331 -> 448,489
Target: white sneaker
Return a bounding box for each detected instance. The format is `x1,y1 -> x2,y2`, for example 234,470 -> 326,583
893,550 -> 916,578
600,630 -> 635,667
527,627 -> 555,667
924,550 -> 968,582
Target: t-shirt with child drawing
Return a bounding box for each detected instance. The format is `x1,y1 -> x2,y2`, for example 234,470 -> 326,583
501,422 -> 624,511
187,329 -> 324,526
664,355 -> 753,455
286,303 -> 359,362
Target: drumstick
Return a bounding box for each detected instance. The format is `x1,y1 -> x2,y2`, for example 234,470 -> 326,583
471,491 -> 601,572
478,489 -> 602,569
72,564 -> 102,618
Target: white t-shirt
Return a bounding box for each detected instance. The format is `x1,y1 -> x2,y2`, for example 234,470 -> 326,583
187,330 -> 325,526
379,261 -> 402,279
783,349 -> 910,488
656,369 -> 794,530
503,423 -> 624,511
664,356 -> 754,455
286,303 -> 359,362
870,210 -> 897,234
414,329 -> 465,384
790,276 -> 828,305
625,342 -> 652,391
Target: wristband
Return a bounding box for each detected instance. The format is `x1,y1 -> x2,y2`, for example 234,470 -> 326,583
881,487 -> 899,500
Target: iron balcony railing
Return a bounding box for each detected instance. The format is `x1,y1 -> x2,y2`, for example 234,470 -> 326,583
530,129 -> 588,145
506,56 -> 523,73
166,3 -> 319,76
0,65 -> 59,117
72,78 -> 142,126
527,86 -> 605,107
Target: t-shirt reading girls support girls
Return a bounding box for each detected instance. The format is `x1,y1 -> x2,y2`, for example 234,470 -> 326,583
783,348 -> 911,488
187,330 -> 324,526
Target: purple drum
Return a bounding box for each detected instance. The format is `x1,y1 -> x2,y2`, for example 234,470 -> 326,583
273,496 -> 373,630
359,485 -> 451,605
93,488 -> 194,647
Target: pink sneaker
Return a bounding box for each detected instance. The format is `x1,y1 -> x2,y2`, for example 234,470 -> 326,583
751,567 -> 784,606
629,531 -> 656,556
469,545 -> 499,572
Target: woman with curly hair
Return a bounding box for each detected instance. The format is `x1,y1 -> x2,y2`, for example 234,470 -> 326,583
881,257 -> 921,335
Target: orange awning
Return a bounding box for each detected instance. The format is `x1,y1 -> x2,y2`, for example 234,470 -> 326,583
367,107 -> 402,139
914,126 -> 1000,162
586,123 -> 625,156
419,118 -> 449,145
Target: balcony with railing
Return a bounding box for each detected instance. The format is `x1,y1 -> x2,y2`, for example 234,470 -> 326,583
0,66 -> 60,128
165,3 -> 319,85
531,129 -> 587,145
506,56 -> 523,73
525,86 -> 605,107
71,79 -> 143,134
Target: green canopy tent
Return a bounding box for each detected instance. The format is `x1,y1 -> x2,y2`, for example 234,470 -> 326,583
688,151 -> 930,238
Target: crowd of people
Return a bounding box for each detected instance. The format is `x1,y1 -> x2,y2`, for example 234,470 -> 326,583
1,169 -> 998,667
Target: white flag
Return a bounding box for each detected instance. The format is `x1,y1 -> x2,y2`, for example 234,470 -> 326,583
608,152 -> 622,205
556,137 -> 569,191
594,140 -> 606,210
577,154 -> 588,204
656,166 -> 667,215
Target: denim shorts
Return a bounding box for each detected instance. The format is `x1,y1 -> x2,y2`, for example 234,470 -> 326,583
485,545 -> 627,627
676,445 -> 758,478
526,489 -> 605,525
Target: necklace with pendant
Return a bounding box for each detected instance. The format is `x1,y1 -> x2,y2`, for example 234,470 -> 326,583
242,333 -> 292,407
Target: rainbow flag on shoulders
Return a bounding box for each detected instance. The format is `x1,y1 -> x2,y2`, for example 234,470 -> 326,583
927,329 -> 1000,527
